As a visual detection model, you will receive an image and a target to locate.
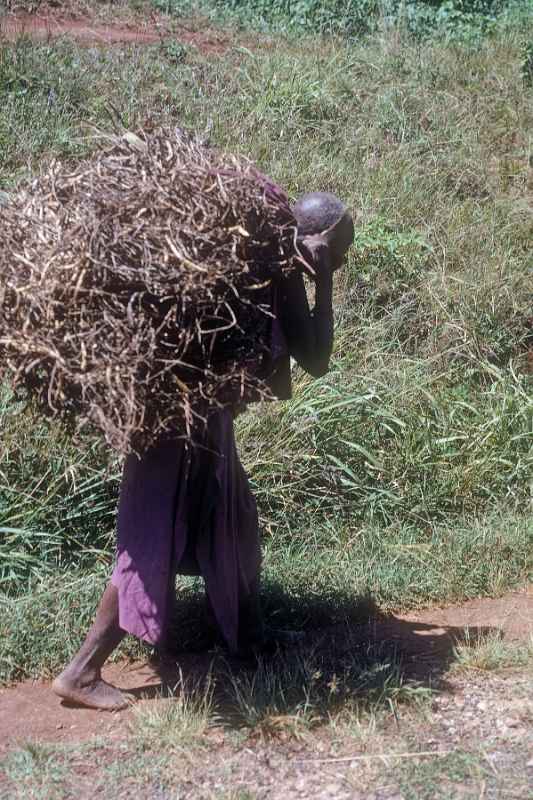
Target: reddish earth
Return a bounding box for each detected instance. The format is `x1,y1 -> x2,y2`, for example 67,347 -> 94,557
402,586 -> 533,642
0,588 -> 531,754
0,659 -> 172,754
0,10 -> 230,52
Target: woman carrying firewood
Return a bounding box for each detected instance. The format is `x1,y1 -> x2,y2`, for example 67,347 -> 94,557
0,130 -> 353,710
50,190 -> 353,711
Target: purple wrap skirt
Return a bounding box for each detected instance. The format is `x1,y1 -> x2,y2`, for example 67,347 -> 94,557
111,409 -> 260,653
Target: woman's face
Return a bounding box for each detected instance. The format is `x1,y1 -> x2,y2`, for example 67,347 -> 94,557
326,213 -> 354,271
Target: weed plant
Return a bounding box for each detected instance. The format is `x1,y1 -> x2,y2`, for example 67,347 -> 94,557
131,670 -> 215,749
224,635 -> 431,735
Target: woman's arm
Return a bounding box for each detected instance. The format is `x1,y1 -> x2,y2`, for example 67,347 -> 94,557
278,240 -> 334,378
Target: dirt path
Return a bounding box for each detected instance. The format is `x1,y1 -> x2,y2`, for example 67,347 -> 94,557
0,590 -> 532,798
1,589 -> 531,754
402,587 -> 533,642
0,9 -> 231,52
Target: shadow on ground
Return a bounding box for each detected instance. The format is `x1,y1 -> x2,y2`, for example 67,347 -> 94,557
124,583 -> 499,724
1,584 -> 517,750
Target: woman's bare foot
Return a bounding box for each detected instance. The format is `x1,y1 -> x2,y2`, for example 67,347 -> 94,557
53,582 -> 128,711
52,668 -> 130,711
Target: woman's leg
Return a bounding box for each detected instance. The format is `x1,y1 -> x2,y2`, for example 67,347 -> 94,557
52,583 -> 128,710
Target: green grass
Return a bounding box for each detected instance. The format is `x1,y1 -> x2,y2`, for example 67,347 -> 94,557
0,3 -> 532,684
0,566 -> 151,682
0,739 -> 174,800
2,509 -> 530,683
131,670 -> 215,749
223,637 -> 432,736
2,741 -> 69,800
129,642 -> 424,747
0,389 -> 119,594
395,750 -> 491,800
2,736 -> 530,799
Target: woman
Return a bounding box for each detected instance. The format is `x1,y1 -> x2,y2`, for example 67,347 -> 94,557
52,191 -> 354,711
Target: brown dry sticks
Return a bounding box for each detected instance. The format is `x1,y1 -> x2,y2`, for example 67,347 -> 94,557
0,127 -> 303,454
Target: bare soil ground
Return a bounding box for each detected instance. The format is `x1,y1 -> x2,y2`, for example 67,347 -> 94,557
0,8 -> 232,52
402,589 -> 533,646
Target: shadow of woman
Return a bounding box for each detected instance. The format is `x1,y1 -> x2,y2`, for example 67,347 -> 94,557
121,585 -> 502,718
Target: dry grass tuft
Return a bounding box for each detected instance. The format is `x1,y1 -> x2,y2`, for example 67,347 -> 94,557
452,630 -> 533,672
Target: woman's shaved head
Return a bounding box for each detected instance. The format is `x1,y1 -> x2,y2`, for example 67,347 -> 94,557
292,192 -> 348,236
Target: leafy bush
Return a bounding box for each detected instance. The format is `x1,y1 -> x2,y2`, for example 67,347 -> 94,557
154,0 -> 533,39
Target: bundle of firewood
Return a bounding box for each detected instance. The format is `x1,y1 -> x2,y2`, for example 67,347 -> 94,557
0,127 -> 303,454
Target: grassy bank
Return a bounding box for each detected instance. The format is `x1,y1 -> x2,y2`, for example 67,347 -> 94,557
0,2 -> 532,683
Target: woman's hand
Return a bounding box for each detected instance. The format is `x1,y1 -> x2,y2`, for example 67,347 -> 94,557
280,235 -> 334,378
297,234 -> 332,282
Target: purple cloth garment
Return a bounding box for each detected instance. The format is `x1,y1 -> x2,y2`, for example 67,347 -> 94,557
111,409 -> 260,653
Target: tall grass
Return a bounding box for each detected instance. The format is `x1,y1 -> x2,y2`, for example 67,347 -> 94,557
0,8 -> 531,681
239,350 -> 532,528
0,388 -> 118,593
